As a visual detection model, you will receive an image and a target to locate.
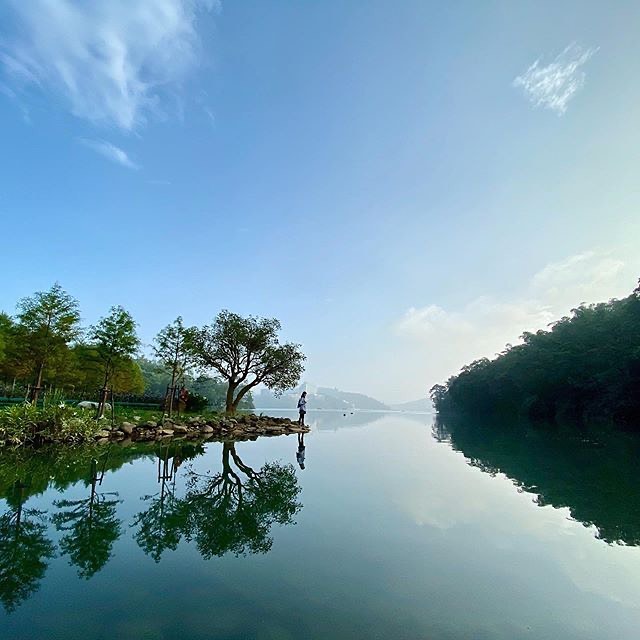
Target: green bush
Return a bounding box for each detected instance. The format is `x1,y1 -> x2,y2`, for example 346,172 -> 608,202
0,392 -> 100,446
186,392 -> 208,413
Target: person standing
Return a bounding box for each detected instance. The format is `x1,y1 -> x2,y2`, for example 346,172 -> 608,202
297,391 -> 307,426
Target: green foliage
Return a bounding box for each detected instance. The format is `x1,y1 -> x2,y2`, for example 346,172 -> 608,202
14,283 -> 81,393
432,281 -> 640,426
191,310 -> 305,413
0,394 -> 102,445
153,316 -> 197,387
88,305 -> 140,397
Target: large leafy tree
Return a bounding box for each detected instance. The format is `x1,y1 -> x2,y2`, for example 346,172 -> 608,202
88,306 -> 140,416
15,283 -> 81,402
190,311 -> 305,414
153,317 -> 196,415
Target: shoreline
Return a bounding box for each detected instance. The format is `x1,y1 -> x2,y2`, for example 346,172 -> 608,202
0,414 -> 310,449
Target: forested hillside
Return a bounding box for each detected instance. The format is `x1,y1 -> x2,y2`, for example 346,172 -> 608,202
431,280 -> 640,426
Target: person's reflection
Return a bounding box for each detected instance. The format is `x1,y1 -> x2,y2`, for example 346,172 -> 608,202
296,433 -> 306,470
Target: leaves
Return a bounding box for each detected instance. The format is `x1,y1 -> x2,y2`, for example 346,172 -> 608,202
190,310 -> 306,412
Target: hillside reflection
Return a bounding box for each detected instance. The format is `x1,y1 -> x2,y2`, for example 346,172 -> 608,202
436,415 -> 640,545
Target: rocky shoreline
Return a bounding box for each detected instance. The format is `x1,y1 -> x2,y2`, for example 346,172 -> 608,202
94,414 -> 310,444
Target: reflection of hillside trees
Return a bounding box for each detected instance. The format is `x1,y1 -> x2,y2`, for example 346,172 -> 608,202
438,415 -> 640,545
134,442 -> 301,561
52,457 -> 122,579
0,482 -> 55,612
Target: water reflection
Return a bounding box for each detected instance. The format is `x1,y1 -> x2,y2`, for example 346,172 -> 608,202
0,482 -> 55,612
133,442 -> 302,561
52,457 -> 122,579
0,439 -> 302,612
437,414 -> 640,545
296,433 -> 306,469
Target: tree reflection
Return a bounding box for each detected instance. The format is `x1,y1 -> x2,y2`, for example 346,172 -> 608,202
132,444 -> 195,562
133,442 -> 302,561
438,414 -> 640,545
52,456 -> 122,579
0,481 -> 55,612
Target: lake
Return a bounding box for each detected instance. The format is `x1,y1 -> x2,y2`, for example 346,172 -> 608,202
2,410 -> 640,639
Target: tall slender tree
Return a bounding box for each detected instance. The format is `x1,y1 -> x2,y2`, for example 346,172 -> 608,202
153,317 -> 196,416
15,283 -> 81,403
88,306 -> 140,417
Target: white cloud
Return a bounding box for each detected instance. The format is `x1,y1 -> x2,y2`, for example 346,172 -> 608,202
513,43 -> 598,115
394,249 -> 639,397
79,138 -> 139,170
0,0 -> 218,130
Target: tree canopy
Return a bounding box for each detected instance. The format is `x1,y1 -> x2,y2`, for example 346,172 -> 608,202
190,311 -> 305,413
15,283 -> 81,401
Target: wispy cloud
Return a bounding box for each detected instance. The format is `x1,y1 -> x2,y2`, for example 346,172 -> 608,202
79,138 -> 139,170
0,0 -> 218,131
513,43 -> 598,115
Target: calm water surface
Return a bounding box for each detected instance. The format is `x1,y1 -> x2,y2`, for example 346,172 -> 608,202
1,411 -> 640,639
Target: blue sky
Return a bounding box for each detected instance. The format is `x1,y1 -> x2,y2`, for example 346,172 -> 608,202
1,1 -> 639,403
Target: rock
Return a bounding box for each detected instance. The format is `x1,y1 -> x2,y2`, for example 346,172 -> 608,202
121,422 -> 134,435
160,428 -> 174,436
77,400 -> 112,411
142,420 -> 157,429
96,438 -> 110,445
95,430 -> 111,439
201,425 -> 214,434
173,425 -> 188,434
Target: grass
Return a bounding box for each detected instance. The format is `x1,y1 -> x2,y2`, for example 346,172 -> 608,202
0,394 -> 237,447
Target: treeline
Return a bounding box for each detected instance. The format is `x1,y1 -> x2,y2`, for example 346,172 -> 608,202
430,280 -> 640,426
0,283 -> 254,411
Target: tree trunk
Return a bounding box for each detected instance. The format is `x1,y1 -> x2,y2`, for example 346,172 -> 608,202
31,361 -> 45,404
166,366 -> 177,417
97,367 -> 110,419
231,384 -> 253,414
225,382 -> 238,415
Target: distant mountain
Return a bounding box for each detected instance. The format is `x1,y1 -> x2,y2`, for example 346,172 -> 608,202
255,384 -> 390,411
390,398 -> 433,412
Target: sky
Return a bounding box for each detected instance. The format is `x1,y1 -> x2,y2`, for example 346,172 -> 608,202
0,1 -> 639,404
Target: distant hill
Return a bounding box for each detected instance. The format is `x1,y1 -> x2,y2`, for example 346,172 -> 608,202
390,398 -> 433,412
255,384 -> 390,411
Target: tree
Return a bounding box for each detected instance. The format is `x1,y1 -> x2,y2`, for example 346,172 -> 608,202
88,306 -> 140,417
190,311 -> 305,414
431,280 -> 640,425
153,317 -> 196,416
0,312 -> 12,366
15,283 -> 81,402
